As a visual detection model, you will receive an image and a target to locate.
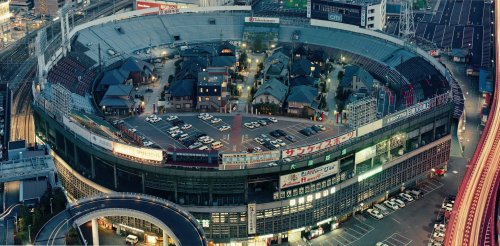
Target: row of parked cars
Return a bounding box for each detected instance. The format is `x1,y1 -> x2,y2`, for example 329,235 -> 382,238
244,117 -> 278,129
199,113 -> 231,131
367,189 -> 423,220
299,124 -> 326,136
429,195 -> 455,246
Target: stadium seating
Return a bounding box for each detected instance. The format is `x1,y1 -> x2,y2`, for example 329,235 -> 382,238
47,56 -> 96,96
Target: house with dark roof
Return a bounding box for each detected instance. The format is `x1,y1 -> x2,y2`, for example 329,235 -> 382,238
252,78 -> 288,107
287,85 -> 318,116
97,68 -> 130,92
291,58 -> 314,78
263,51 -> 290,84
308,49 -> 330,67
196,67 -> 230,111
218,42 -> 236,56
451,49 -> 469,63
289,76 -> 315,87
120,57 -> 155,85
211,56 -> 236,70
100,85 -> 134,115
165,79 -> 195,109
340,65 -> 374,94
175,57 -> 209,81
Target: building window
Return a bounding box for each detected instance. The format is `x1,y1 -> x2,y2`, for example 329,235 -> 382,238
205,97 -> 210,101
198,97 -> 202,102
175,104 -> 181,109
200,88 -> 203,93
206,89 -> 209,92
217,97 -> 221,101
214,88 -> 218,92
184,103 -> 191,108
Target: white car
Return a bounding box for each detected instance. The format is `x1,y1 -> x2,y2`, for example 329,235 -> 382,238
251,122 -> 261,128
399,193 -> 414,202
315,124 -> 326,131
201,138 -> 214,144
269,140 -> 280,148
198,145 -> 209,150
254,147 -> 263,152
376,243 -> 389,246
143,141 -> 153,147
367,208 -> 383,220
441,202 -> 453,210
189,142 -> 203,149
276,139 -> 286,146
283,157 -> 292,163
254,138 -> 265,145
244,123 -> 254,129
211,118 -> 222,124
383,200 -> 399,210
198,113 -> 209,119
390,198 -> 405,208
268,117 -> 278,123
218,125 -> 231,131
433,231 -> 445,238
166,115 -> 179,121
129,128 -> 137,133
181,124 -> 192,130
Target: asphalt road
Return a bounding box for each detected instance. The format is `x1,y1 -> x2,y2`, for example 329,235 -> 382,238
34,195 -> 205,246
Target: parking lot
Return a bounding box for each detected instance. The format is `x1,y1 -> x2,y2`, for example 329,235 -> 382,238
287,155 -> 467,246
123,113 -> 348,153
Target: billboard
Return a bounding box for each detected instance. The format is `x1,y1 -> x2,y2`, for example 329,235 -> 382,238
221,151 -> 280,165
357,119 -> 383,137
135,0 -> 185,14
63,117 -> 91,142
282,131 -> 356,158
114,142 -> 163,162
310,0 -> 363,26
247,203 -> 257,234
279,161 -> 338,189
355,145 -> 376,164
90,134 -> 114,151
244,17 -> 280,24
328,13 -> 343,22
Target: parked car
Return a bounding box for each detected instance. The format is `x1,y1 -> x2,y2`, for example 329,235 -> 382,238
276,129 -> 287,136
211,118 -> 222,124
181,124 -> 192,130
254,147 -> 263,152
218,125 -> 231,131
258,120 -> 268,126
166,115 -> 179,121
390,198 -> 405,208
285,135 -> 297,142
399,193 -> 414,202
270,130 -> 281,138
254,138 -> 265,145
267,162 -> 278,167
383,200 -> 399,210
276,139 -> 286,146
268,117 -> 278,123
244,123 -> 254,129
367,208 -> 383,219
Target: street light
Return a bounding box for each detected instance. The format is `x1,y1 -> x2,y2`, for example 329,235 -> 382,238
28,224 -> 32,243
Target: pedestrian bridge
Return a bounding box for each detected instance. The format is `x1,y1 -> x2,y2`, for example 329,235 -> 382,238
34,193 -> 206,246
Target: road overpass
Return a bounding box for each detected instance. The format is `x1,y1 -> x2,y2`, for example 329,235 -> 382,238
34,193 -> 206,246
444,2 -> 499,245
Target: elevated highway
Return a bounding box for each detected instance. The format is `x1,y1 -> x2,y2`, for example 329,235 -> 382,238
444,2 -> 499,245
34,193 -> 206,246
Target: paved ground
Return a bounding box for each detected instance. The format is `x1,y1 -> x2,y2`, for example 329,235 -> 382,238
80,221 -> 152,246
124,113 -> 349,152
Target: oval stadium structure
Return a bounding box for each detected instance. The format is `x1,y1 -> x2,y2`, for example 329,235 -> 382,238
33,7 -> 459,244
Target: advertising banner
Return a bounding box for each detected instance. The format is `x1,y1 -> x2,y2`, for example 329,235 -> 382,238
221,151 -> 280,165
247,203 -> 257,234
63,117 -> 91,142
354,146 -> 376,164
279,161 -> 338,189
114,142 -> 163,162
90,133 -> 114,151
244,16 -> 280,24
282,131 -> 356,158
306,0 -> 311,18
328,13 -> 343,22
136,0 -> 179,14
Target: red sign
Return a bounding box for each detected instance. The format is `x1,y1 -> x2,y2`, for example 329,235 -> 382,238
136,1 -> 178,12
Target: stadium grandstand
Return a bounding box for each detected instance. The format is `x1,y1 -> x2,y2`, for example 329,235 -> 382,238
31,8 -> 458,244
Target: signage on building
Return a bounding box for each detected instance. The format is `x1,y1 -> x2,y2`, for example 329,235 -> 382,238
355,146 -> 376,164
282,131 -> 356,158
247,203 -> 257,234
279,161 -> 339,189
113,142 -> 163,162
360,5 -> 366,26
221,151 -> 280,165
90,133 -> 114,151
328,13 -> 343,22
244,16 -> 280,24
63,117 -> 91,142
307,0 -> 312,18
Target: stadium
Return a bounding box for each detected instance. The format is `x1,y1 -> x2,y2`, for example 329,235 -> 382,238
32,6 -> 461,245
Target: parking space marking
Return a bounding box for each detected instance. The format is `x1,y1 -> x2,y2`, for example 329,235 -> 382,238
382,233 -> 412,246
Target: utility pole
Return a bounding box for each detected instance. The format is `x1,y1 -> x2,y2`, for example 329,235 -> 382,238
399,0 -> 415,43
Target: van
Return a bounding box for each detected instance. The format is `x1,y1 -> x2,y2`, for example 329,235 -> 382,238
125,235 -> 138,245
211,141 -> 223,150
374,204 -> 388,214
169,126 -> 180,132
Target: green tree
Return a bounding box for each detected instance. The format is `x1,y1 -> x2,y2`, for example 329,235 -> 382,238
253,36 -> 264,52
337,70 -> 345,81
238,52 -> 249,69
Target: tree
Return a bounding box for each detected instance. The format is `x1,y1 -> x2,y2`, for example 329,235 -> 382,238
238,52 -> 249,69
253,36 -> 264,52
318,95 -> 327,110
337,70 -> 345,81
